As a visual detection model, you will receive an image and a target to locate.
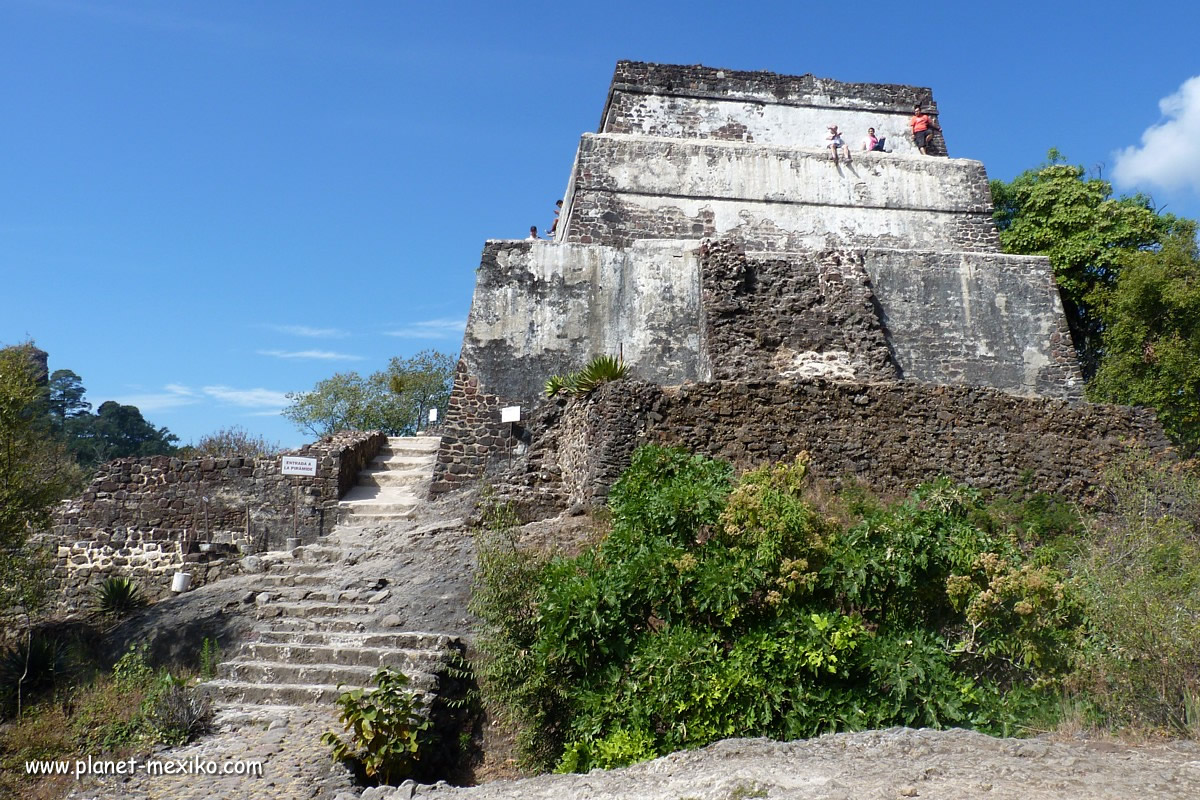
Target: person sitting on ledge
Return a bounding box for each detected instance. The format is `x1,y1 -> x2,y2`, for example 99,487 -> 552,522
862,127 -> 886,152
827,125 -> 851,165
547,198 -> 563,238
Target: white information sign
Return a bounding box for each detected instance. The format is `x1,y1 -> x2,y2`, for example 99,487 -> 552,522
281,456 -> 318,476
428,408 -> 438,423
500,405 -> 521,423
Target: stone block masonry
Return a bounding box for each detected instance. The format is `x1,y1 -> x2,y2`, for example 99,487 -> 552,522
504,379 -> 1171,514
45,430 -> 386,614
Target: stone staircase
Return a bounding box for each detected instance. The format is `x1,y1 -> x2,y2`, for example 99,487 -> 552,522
203,435 -> 463,708
337,435 -> 441,524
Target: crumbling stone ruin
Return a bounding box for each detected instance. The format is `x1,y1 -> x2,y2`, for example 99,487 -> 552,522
432,60 -> 1170,505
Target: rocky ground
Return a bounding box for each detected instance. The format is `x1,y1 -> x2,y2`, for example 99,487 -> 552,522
50,465 -> 1200,800
349,727 -> 1200,800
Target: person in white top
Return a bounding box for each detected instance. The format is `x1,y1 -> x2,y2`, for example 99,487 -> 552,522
827,125 -> 851,165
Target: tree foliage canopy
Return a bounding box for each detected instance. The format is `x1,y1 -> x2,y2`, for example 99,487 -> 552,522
0,344 -> 80,612
990,150 -> 1187,376
991,151 -> 1200,455
66,401 -> 179,467
283,349 -> 455,438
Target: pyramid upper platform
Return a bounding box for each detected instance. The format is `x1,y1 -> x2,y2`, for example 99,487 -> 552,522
600,60 -> 947,156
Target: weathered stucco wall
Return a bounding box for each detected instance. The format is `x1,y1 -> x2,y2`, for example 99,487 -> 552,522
431,238 -> 708,494
600,61 -> 947,156
861,249 -> 1083,399
462,238 -> 707,400
604,94 -> 934,156
560,135 -> 996,250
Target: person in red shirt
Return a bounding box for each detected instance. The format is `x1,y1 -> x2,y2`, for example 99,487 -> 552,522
909,104 -> 940,155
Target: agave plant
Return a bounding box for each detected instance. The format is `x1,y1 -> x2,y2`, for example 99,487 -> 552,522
93,576 -> 146,616
569,355 -> 629,398
0,635 -> 74,715
544,374 -> 570,398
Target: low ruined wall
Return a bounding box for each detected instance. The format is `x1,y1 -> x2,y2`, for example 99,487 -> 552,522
502,379 -> 1170,514
46,430 -> 385,614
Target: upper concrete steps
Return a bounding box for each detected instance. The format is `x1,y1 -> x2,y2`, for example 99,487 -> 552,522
338,435 -> 440,524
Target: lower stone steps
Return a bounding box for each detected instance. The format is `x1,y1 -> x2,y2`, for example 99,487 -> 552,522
254,630 -> 459,650
237,642 -> 445,670
217,659 -> 439,688
202,680 -> 434,706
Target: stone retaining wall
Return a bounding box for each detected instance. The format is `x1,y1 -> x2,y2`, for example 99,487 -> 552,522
496,379 -> 1170,516
45,430 -> 386,615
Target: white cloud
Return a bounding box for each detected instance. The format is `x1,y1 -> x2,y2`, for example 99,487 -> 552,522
111,384 -> 199,412
264,324 -> 349,338
202,386 -> 292,408
383,318 -> 466,339
257,349 -> 364,361
1112,76 -> 1200,193
244,409 -> 285,417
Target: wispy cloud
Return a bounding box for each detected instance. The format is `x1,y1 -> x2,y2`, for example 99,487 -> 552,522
202,386 -> 292,408
383,318 -> 466,340
263,324 -> 350,339
111,384 -> 199,413
1113,75 -> 1200,193
244,409 -> 285,417
257,349 -> 365,361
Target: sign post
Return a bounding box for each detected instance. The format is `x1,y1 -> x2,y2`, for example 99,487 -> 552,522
281,457 -> 318,545
500,406 -> 521,465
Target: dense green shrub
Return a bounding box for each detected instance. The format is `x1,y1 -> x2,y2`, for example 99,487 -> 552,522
322,668 -> 429,785
474,445 -> 1085,772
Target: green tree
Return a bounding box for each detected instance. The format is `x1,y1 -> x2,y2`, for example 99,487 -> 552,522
284,350 -> 455,438
380,349 -> 455,433
45,369 -> 90,432
1089,232 -> 1200,455
990,150 -> 1183,376
67,401 -> 179,466
0,344 -> 76,615
283,372 -> 375,438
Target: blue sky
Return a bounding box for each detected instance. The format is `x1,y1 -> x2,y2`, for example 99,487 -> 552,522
4,0 -> 1199,449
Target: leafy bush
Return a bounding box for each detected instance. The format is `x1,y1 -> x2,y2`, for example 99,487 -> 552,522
474,446 -> 1084,771
187,425 -> 280,458
322,668 -> 429,785
92,577 -> 145,616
